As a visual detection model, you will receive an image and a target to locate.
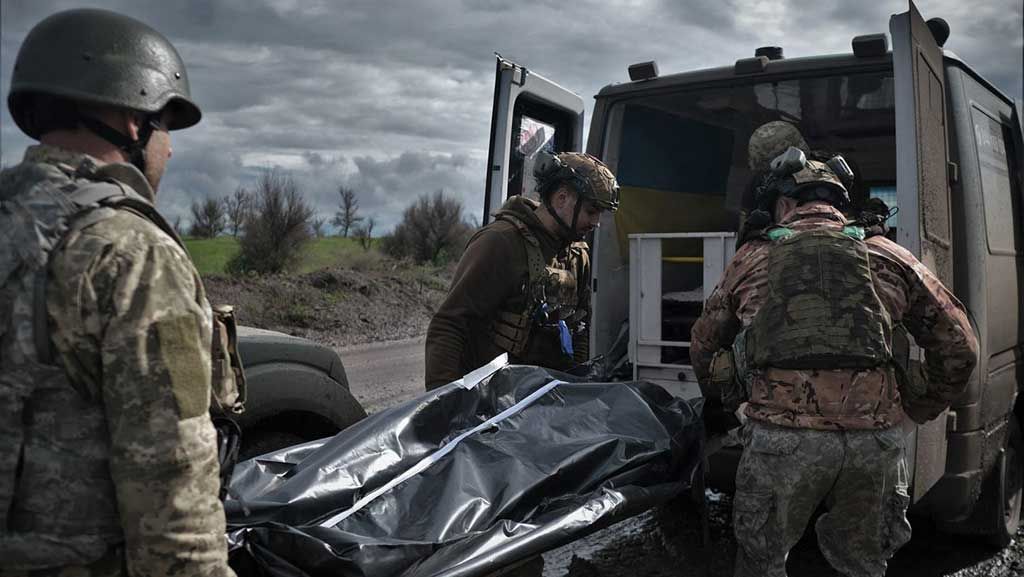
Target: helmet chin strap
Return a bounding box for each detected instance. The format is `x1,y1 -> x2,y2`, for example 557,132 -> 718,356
78,115 -> 154,175
544,193 -> 585,242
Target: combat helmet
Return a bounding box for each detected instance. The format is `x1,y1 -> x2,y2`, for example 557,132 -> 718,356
533,151 -> 619,238
536,152 -> 620,211
747,120 -> 808,172
748,121 -> 850,209
7,9 -> 201,171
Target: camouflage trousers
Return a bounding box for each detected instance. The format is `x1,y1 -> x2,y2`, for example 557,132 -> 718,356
732,422 -> 912,577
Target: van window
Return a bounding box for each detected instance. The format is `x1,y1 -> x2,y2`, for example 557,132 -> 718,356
607,70 -> 897,251
973,106 -> 1022,255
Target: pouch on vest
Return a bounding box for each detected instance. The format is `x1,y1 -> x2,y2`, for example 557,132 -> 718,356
210,304 -> 246,416
711,329 -> 752,413
746,227 -> 893,370
709,348 -> 741,411
489,213 -> 587,359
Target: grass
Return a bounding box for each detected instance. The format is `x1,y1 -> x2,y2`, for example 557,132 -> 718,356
185,235 -> 380,276
185,236 -> 241,276
302,236 -> 379,271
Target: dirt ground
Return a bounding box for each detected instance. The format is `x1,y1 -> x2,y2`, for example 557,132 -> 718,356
204,258 -> 452,349
209,263 -> 1023,577
543,493 -> 1024,577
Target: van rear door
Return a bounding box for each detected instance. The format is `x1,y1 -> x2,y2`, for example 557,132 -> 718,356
891,0 -> 954,502
892,0 -> 953,280
483,55 -> 584,224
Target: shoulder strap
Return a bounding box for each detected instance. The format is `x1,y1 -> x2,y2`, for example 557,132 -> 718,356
66,180 -> 185,250
33,179 -> 184,366
496,212 -> 546,299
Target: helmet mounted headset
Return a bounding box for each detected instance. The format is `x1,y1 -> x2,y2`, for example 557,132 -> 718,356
754,146 -> 853,214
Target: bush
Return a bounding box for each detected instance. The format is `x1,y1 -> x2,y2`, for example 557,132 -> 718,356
382,190 -> 473,265
228,169 -> 315,275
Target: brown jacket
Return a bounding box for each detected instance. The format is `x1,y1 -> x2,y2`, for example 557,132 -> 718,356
425,196 -> 590,389
690,201 -> 978,430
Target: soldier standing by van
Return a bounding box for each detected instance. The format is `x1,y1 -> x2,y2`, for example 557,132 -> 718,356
425,152 -> 618,389
0,9 -> 235,576
690,121 -> 978,577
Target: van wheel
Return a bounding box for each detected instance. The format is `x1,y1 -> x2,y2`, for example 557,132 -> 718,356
988,416 -> 1023,547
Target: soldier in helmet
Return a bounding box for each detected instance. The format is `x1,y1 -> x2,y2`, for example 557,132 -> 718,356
425,151 -> 619,389
0,9 -> 234,576
690,121 -> 978,577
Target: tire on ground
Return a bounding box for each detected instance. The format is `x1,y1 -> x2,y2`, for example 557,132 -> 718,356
233,326 -> 367,458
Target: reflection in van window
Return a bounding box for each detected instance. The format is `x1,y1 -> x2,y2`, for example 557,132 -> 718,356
516,116 -> 556,201
870,186 -> 899,229
608,71 -> 896,245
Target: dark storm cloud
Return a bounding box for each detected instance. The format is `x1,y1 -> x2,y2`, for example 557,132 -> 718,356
2,0 -> 1020,230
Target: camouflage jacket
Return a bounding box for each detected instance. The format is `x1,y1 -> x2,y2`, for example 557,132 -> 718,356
425,196 -> 590,389
690,201 -> 978,430
0,145 -> 233,576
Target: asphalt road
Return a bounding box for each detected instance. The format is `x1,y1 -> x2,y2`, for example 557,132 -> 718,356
338,335 -> 426,414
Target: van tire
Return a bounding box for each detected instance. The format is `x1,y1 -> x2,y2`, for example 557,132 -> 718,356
988,416 -> 1023,548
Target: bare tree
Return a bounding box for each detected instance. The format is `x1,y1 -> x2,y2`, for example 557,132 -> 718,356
332,186 -> 363,237
228,168 -> 315,274
382,189 -> 472,264
189,195 -> 226,238
222,186 -> 253,236
311,215 -> 327,238
171,214 -> 185,237
353,216 -> 376,250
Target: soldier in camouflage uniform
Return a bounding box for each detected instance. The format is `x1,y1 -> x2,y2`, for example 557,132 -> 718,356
0,9 -> 233,577
425,152 -> 619,389
690,121 -> 978,577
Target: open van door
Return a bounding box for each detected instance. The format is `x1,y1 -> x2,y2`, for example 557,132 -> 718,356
483,55 -> 584,224
892,0 -> 953,280
891,0 -> 954,503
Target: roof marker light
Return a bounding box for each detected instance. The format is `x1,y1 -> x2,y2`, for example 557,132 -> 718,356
628,61 -> 659,81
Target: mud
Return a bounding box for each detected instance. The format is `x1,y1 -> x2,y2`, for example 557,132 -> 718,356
541,491 -> 1024,577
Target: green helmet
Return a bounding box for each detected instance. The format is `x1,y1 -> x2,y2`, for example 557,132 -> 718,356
535,152 -> 620,212
748,121 -> 808,171
8,8 -> 201,139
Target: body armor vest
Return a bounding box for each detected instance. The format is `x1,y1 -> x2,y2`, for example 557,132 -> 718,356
488,212 -> 588,357
0,159 -> 243,568
745,225 -> 893,370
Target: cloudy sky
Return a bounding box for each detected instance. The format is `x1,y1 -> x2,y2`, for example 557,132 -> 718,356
2,0 -> 1021,233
